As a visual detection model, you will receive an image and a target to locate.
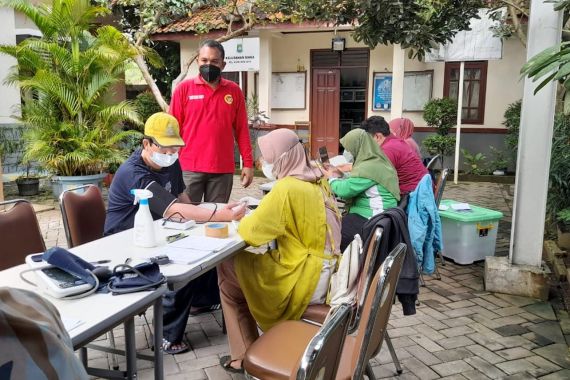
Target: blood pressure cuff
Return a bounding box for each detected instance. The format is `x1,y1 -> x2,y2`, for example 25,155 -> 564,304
43,247 -> 96,286
146,181 -> 178,217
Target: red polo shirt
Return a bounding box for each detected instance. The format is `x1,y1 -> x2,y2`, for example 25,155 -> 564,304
381,135 -> 428,194
169,76 -> 253,173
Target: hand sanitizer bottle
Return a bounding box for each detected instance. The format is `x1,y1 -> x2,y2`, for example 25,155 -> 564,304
131,189 -> 156,247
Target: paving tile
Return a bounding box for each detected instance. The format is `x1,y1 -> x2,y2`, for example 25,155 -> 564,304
444,307 -> 477,318
438,336 -> 476,349
461,370 -> 492,380
495,358 -> 538,375
495,347 -> 534,360
493,306 -> 525,317
178,355 -> 220,371
440,375 -> 468,380
499,336 -> 538,350
401,357 -> 440,380
440,326 -> 476,338
527,321 -> 566,344
466,344 -> 505,364
431,359 -> 474,377
434,347 -> 473,362
441,316 -> 475,328
411,324 -> 446,340
403,345 -> 442,365
388,316 -> 423,328
463,356 -> 506,379
495,293 -> 540,307
494,324 -> 530,337
386,326 -> 418,338
523,302 -> 557,321
521,332 -> 554,347
446,300 -> 477,309
525,355 -> 562,377
532,343 -> 570,369
538,369 -> 570,379
408,334 -> 445,352
372,362 -> 404,379
417,314 -> 449,330
389,336 -> 416,349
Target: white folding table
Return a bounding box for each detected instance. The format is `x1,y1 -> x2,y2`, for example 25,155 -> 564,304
0,221 -> 246,379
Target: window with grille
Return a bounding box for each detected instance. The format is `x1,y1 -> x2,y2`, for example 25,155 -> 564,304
443,61 -> 488,124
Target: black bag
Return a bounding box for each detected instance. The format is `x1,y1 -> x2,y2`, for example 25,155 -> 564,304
107,262 -> 166,295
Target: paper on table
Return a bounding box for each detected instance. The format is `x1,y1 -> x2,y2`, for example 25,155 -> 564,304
169,236 -> 236,251
62,317 -> 84,332
451,203 -> 471,211
329,155 -> 348,167
155,246 -> 218,265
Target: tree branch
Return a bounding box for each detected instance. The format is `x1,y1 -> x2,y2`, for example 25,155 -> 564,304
501,0 -> 529,17
507,4 -> 527,48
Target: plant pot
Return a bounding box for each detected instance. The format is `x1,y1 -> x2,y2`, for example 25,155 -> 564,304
493,169 -> 505,176
558,225 -> 570,250
16,178 -> 40,196
51,173 -> 107,199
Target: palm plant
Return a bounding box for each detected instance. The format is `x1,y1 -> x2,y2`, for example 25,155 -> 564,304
0,0 -> 142,176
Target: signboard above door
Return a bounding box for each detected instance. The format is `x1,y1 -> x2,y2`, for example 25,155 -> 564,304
222,37 -> 260,72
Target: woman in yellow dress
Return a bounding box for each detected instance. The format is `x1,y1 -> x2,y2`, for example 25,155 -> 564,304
217,128 -> 341,373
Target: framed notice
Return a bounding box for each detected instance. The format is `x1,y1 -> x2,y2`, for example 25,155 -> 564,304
372,72 -> 393,111
403,70 -> 433,111
271,72 -> 306,109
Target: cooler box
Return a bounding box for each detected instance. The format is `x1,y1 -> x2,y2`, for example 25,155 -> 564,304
438,200 -> 503,265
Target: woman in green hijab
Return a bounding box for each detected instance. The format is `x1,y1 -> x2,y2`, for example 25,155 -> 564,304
325,128 -> 400,250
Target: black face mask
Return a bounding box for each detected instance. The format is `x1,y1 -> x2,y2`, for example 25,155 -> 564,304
199,64 -> 222,83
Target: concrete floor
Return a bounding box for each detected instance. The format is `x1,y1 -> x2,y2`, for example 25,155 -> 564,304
5,177 -> 570,379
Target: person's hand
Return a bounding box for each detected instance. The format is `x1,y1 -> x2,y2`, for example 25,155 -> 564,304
336,163 -> 353,173
241,167 -> 254,188
321,166 -> 343,179
225,202 -> 246,220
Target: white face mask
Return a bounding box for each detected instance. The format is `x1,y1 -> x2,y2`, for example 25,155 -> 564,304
343,150 -> 354,163
261,160 -> 275,180
151,151 -> 179,167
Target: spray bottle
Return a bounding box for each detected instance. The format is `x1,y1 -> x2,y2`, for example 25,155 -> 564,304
131,189 -> 156,247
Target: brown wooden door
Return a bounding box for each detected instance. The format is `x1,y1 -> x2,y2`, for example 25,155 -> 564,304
310,69 -> 340,157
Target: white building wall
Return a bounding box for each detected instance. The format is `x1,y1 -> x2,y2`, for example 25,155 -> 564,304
177,31 -> 526,130
0,7 -> 21,124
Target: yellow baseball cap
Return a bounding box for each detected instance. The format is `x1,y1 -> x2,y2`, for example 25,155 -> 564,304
144,112 -> 185,147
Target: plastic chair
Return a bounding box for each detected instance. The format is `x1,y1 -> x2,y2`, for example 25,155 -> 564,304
243,243 -> 407,380
301,228 -> 402,375
425,154 -> 441,171
0,199 -> 46,270
59,185 -> 106,248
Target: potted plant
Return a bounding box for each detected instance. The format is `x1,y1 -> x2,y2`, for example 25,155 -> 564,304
0,0 -> 142,199
461,149 -> 488,175
489,146 -> 509,176
15,163 -> 40,196
422,98 -> 457,170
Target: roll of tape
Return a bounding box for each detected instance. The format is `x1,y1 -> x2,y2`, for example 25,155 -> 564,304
205,223 -> 229,238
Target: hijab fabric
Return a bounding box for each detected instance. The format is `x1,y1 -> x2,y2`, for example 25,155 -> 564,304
389,118 -> 421,158
340,129 -> 400,200
258,129 -> 320,182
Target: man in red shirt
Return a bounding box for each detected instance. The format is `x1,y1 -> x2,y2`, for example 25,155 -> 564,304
170,39 -> 253,203
361,116 -> 428,195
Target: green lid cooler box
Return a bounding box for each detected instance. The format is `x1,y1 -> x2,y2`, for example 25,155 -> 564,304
438,200 -> 504,265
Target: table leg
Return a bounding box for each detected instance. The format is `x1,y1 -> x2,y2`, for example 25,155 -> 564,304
153,298 -> 164,380
124,318 -> 137,379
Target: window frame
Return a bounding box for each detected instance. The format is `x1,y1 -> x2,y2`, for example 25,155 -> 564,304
443,61 -> 488,125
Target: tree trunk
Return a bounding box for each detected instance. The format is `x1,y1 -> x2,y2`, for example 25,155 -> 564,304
133,54 -> 169,112
508,4 -> 527,48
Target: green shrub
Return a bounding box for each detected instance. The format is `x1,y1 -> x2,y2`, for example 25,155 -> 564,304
423,135 -> 456,156
134,92 -> 163,128
461,149 -> 488,175
547,113 -> 570,222
423,98 -> 457,135
503,100 -> 521,164
488,145 -> 509,171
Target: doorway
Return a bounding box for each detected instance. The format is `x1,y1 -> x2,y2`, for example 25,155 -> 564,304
310,49 -> 369,157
